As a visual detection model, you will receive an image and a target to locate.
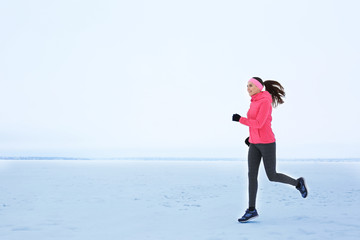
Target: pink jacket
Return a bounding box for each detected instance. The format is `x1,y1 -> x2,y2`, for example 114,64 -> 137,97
239,91 -> 276,144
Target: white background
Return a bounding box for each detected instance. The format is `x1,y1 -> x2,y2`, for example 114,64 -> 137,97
1,0 -> 359,158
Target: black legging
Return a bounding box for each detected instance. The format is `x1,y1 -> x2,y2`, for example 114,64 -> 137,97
248,142 -> 298,208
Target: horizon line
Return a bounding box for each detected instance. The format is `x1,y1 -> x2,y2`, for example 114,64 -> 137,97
1,156 -> 360,162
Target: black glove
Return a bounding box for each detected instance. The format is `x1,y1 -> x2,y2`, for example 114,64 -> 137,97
232,113 -> 241,122
245,137 -> 250,146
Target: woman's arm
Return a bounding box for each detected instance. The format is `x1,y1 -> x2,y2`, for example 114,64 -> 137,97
239,101 -> 271,128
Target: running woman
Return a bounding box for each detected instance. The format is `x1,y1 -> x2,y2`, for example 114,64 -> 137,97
232,77 -> 308,223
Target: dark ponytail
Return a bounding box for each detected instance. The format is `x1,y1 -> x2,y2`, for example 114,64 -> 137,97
253,77 -> 285,108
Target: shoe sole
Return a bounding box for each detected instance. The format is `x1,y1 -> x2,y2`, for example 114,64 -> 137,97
238,215 -> 259,223
301,177 -> 308,198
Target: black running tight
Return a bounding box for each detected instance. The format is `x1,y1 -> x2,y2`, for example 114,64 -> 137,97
248,142 -> 298,208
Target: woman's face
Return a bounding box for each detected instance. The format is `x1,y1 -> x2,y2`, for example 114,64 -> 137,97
247,82 -> 261,96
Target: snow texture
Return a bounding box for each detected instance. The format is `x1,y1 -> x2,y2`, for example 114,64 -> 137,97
0,160 -> 359,240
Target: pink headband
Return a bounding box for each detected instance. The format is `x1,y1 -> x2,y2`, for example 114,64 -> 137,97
249,78 -> 264,91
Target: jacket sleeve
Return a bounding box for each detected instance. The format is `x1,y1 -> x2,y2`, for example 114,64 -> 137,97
239,100 -> 271,129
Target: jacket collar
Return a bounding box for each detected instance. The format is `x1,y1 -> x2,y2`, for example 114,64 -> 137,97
251,91 -> 272,102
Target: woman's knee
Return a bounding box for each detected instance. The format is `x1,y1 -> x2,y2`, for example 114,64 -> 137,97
266,172 -> 278,182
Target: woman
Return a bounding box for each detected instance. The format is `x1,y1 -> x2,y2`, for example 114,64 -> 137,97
232,77 -> 308,223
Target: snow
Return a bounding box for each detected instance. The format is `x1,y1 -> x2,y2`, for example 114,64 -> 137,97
0,159 -> 359,240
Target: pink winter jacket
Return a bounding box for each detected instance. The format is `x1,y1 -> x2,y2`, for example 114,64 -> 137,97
239,91 -> 276,144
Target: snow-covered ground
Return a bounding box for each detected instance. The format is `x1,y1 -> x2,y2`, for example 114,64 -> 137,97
0,159 -> 359,240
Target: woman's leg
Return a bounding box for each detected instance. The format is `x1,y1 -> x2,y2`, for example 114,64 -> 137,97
248,144 -> 262,208
259,142 -> 298,186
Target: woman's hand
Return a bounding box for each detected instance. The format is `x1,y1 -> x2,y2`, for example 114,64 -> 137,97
245,137 -> 250,146
232,113 -> 241,122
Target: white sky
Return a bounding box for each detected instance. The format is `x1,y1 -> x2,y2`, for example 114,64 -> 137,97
1,0 -> 360,159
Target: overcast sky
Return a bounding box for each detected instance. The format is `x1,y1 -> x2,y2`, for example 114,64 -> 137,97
1,0 -> 359,159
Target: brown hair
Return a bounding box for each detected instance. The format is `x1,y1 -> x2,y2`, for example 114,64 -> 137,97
253,77 -> 285,108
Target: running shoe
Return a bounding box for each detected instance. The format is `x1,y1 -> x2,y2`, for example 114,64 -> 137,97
238,209 -> 259,223
296,177 -> 308,198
